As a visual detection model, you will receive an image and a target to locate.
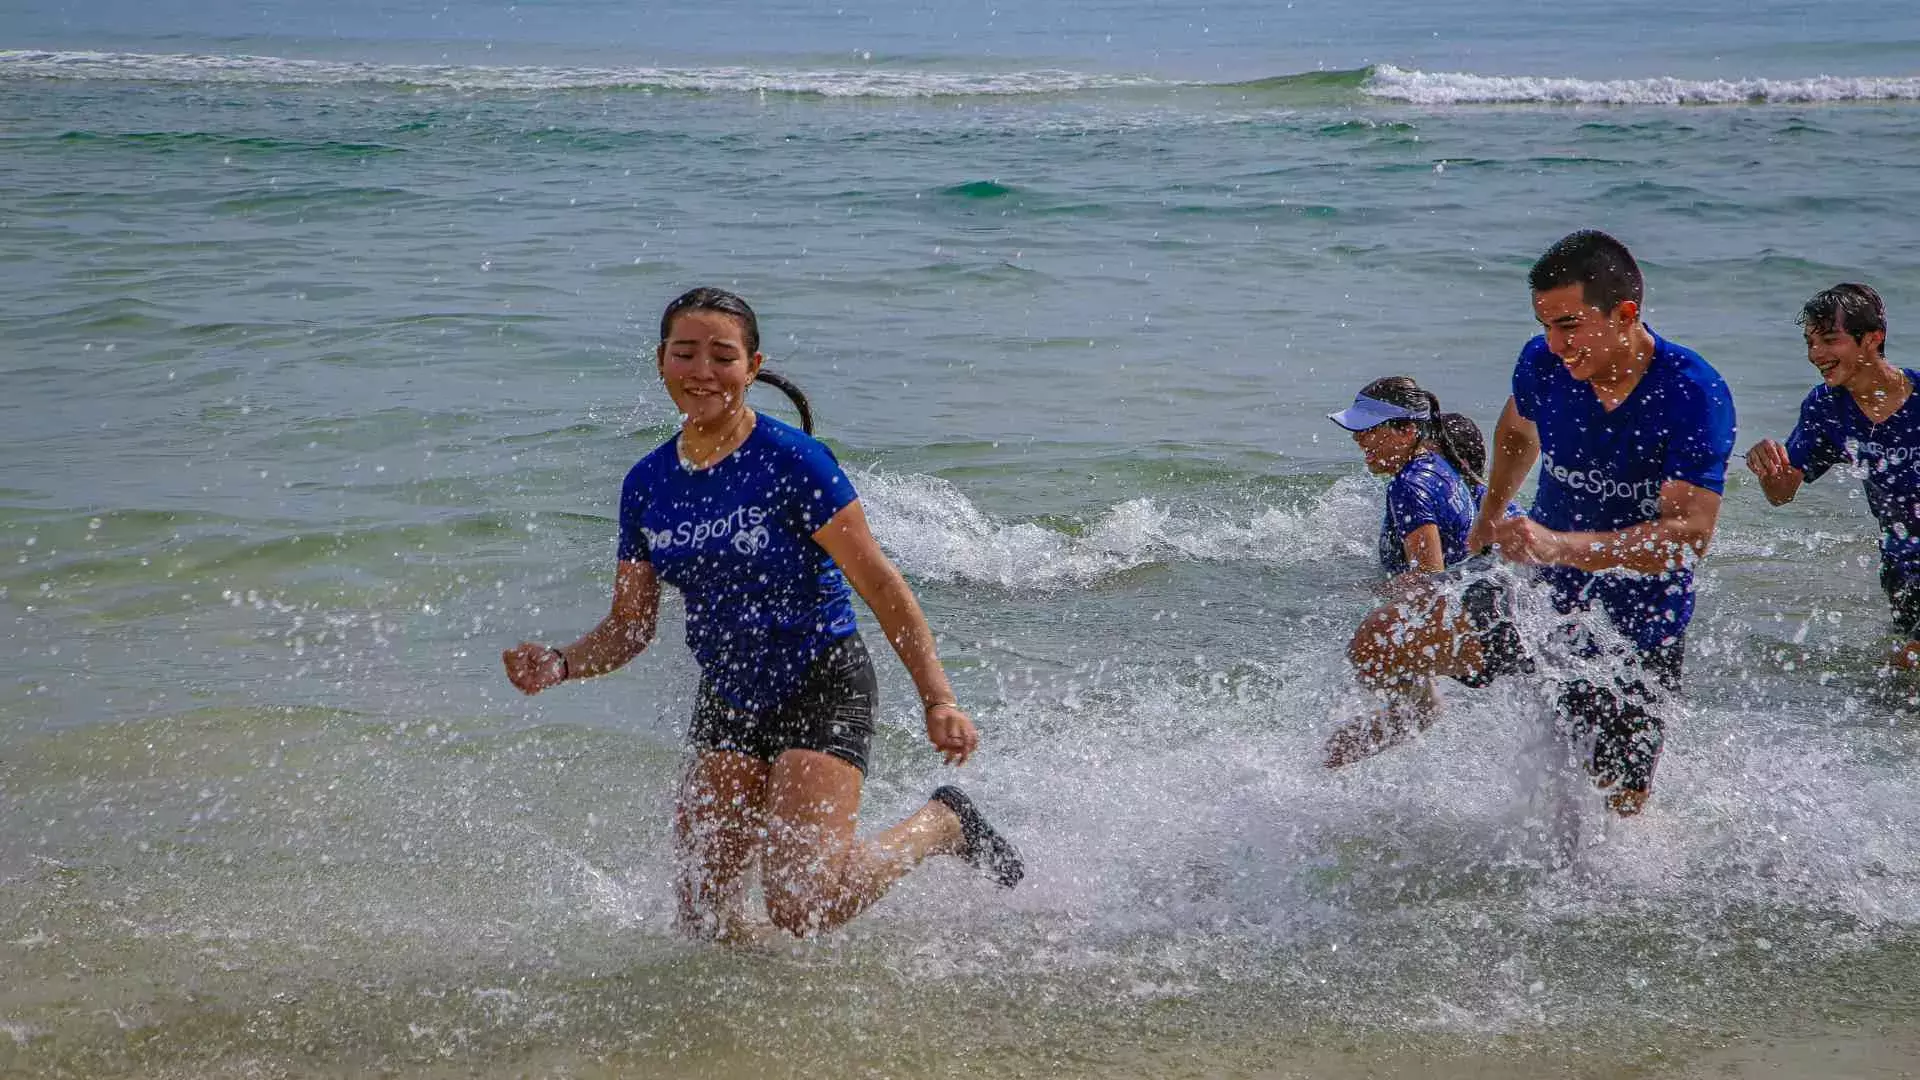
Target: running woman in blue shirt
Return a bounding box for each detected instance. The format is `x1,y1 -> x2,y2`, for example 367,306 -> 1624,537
1325,376 -> 1489,764
1746,284 -> 1920,668
1333,231 -> 1736,816
503,288 -> 1021,942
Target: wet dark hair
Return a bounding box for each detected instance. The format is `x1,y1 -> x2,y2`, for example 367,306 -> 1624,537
1436,412 -> 1490,482
1527,229 -> 1644,314
1797,282 -> 1887,353
1359,376 -> 1486,488
658,286 -> 815,434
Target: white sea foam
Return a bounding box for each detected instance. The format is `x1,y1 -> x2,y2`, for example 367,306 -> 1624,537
18,50 -> 1912,108
0,49 -> 1164,98
1365,63 -> 1920,106
866,629 -> 1920,1019
854,469 -> 1379,590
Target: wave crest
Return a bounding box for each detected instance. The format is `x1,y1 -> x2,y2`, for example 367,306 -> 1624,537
12,50 -> 1920,107
1364,63 -> 1920,105
0,49 -> 1165,98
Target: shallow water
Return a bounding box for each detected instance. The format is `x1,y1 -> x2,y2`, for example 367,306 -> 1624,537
6,0 -> 1920,1074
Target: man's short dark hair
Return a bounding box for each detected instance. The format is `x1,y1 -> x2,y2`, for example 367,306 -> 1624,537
1797,283 -> 1887,351
1528,230 -> 1644,313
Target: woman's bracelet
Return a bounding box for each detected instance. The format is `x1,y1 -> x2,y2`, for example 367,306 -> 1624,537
922,699 -> 959,713
549,646 -> 570,681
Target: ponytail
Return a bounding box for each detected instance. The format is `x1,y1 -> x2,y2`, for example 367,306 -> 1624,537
1431,411 -> 1488,490
755,369 -> 814,435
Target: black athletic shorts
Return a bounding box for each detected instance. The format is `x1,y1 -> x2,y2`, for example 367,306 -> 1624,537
1552,641 -> 1682,795
1450,576 -> 1682,795
1881,563 -> 1920,640
1454,577 -> 1536,689
688,633 -> 878,773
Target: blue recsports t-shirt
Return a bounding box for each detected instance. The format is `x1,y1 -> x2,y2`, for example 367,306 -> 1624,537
1513,329 -> 1736,654
1784,369 -> 1920,577
1380,453 -> 1479,574
617,414 -> 860,711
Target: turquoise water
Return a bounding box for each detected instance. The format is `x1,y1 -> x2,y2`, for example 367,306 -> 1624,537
6,1 -> 1920,1074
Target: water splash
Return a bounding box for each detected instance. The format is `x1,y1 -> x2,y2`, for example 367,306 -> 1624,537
855,470 -> 1379,590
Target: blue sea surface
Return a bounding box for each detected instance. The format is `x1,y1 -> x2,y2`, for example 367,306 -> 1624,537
8,0 -> 1915,77
4,0 -> 1920,1075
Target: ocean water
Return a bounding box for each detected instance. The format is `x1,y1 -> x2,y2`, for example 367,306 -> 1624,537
6,1 -> 1920,1075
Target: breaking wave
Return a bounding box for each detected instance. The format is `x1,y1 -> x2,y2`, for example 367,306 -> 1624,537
1363,63 -> 1920,105
13,50 -> 1920,108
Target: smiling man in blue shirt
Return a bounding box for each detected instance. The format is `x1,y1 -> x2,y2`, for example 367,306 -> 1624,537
1474,230 -> 1736,815
1746,284 -> 1920,669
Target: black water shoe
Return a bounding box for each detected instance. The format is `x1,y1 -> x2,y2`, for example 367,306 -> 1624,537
930,785 -> 1024,889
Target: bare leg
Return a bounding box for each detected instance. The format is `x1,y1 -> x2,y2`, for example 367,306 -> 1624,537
1891,639 -> 1920,670
759,749 -> 964,937
1328,590 -> 1486,767
673,749 -> 772,943
1607,788 -> 1649,816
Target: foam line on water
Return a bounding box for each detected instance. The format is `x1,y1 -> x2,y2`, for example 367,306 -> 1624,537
0,49 -> 1168,97
16,50 -> 1915,108
1364,64 -> 1920,105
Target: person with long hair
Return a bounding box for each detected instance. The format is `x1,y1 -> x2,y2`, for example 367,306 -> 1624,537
1323,376 -> 1492,765
503,287 -> 1022,942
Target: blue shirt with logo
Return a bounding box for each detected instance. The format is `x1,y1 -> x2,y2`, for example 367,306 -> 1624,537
616,415 -> 860,710
1512,330 -> 1736,654
1784,370 -> 1920,577
1380,453 -> 1479,574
